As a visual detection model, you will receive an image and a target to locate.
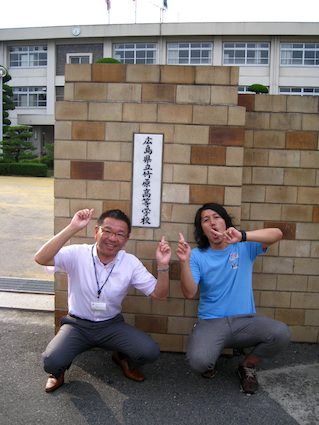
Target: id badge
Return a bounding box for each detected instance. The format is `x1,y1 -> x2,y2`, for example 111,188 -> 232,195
91,301 -> 107,311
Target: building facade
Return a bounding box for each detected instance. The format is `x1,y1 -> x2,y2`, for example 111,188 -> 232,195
0,22 -> 318,150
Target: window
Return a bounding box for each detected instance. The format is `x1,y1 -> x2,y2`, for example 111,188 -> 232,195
279,87 -> 319,96
66,53 -> 93,64
280,43 -> 319,66
113,43 -> 157,64
167,42 -> 212,65
13,87 -> 47,107
9,45 -> 47,68
238,86 -> 256,93
223,42 -> 269,65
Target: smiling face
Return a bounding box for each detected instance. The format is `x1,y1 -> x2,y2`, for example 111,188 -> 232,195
95,217 -> 129,264
201,209 -> 227,249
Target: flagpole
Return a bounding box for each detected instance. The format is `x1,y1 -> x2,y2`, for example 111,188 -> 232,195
134,0 -> 137,24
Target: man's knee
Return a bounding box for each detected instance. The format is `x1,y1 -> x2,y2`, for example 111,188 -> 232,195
186,350 -> 214,373
273,321 -> 291,349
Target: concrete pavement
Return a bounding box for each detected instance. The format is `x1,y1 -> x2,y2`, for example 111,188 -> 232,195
0,176 -> 318,425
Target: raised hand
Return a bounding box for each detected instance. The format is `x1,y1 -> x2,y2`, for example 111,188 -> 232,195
70,208 -> 94,230
176,232 -> 192,263
156,236 -> 171,265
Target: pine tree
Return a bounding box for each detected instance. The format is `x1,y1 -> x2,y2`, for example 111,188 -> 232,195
1,125 -> 36,162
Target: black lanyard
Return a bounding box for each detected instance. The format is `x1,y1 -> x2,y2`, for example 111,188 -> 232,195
91,245 -> 115,299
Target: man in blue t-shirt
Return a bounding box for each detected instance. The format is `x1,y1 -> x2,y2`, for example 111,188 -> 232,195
176,203 -> 291,394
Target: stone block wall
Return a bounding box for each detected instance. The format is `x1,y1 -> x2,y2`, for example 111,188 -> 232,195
54,64 -> 319,349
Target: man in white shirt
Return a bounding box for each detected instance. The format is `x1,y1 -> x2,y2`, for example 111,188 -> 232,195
35,208 -> 171,393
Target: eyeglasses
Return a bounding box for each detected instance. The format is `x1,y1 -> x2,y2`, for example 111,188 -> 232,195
99,226 -> 128,241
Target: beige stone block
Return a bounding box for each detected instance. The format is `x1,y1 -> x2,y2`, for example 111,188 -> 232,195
279,241 -> 311,258
130,227 -> 154,240
54,198 -> 70,217
253,130 -> 285,149
151,333 -> 184,352
242,185 -> 266,202
54,160 -> 70,179
184,299 -> 199,316
55,179 -> 86,199
275,308 -> 305,325
262,257 -> 294,274
107,83 -> 142,102
269,150 -> 300,167
212,66 -> 232,85
211,86 -> 238,105
55,101 -> 88,121
260,291 -> 291,308
290,326 -> 318,343
123,103 -> 157,122
193,105 -> 228,125
174,124 -> 209,145
282,205 -> 313,221
297,187 -> 319,205
167,317 -> 196,334
224,187 -> 242,206
296,223 -> 319,241
122,296 -> 152,314
173,164 -> 207,184
254,95 -> 287,112
226,147 -> 244,166
54,140 -> 87,160
74,82 -> 107,101
169,280 -> 184,299
300,151 -> 319,168
228,106 -> 246,126
208,166 -> 242,186
87,141 -> 121,161
270,113 -> 302,130
245,112 -> 270,130
87,180 -> 121,199
162,183 -> 189,204
120,181 -> 131,199
265,186 -> 297,204
287,96 -> 318,113
151,298 -> 185,316
244,149 -> 268,166
305,310 -> 319,326
308,276 -> 319,292
294,258 -> 319,275
284,168 -> 316,186
252,167 -> 283,185
154,222 -> 189,243
104,161 -> 132,181
194,66 -> 215,84
158,104 -> 192,124
242,167 -> 252,184
291,292 -> 319,309
88,102 -> 122,121
277,274 -> 308,291
311,241 -> 319,258
244,129 -> 254,147
171,204 -> 199,224
176,85 -> 210,105
253,274 -> 277,290
163,164 -> 173,183
135,241 -> 158,259
302,114 -> 319,131
70,200 -> 102,217
140,124 -> 174,143
161,65 -> 195,84
65,64 -> 92,82
106,122 -> 139,142
63,83 -> 74,101
126,64 -> 160,83
164,144 -> 191,163
55,121 -> 72,140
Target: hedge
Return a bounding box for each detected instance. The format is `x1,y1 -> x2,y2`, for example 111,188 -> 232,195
0,162 -> 48,177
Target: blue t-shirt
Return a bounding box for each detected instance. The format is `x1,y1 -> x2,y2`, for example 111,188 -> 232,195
190,242 -> 265,319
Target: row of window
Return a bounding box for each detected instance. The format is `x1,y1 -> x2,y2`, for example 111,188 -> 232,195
8,42 -> 319,67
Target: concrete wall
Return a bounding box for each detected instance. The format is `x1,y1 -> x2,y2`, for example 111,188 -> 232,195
53,64 -> 319,350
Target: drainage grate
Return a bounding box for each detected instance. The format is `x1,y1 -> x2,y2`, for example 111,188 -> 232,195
0,277 -> 54,294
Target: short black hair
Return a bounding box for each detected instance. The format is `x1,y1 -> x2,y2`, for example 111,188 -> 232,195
194,203 -> 235,249
97,209 -> 131,234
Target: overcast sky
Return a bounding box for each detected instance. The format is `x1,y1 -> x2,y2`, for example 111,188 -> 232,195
0,0 -> 318,28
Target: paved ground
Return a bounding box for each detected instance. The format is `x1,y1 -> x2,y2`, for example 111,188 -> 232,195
0,176 -> 318,425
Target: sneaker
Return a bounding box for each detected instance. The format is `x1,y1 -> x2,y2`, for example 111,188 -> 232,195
237,365 -> 259,394
201,367 -> 217,379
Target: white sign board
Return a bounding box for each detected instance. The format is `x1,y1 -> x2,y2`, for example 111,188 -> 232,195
132,133 -> 163,227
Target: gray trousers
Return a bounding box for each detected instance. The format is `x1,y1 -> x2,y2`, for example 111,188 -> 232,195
43,314 -> 160,378
186,314 -> 291,373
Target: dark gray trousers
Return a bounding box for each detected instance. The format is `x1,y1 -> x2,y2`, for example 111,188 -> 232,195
186,314 -> 291,373
43,314 -> 160,378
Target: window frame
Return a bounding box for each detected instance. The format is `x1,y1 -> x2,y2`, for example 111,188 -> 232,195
13,86 -> 47,108
112,42 -> 157,64
66,53 -> 93,64
280,42 -> 319,66
223,42 -> 270,66
9,45 -> 48,68
167,41 -> 213,65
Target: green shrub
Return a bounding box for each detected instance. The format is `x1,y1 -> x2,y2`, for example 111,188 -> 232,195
95,57 -> 121,64
0,162 -> 48,177
247,84 -> 269,94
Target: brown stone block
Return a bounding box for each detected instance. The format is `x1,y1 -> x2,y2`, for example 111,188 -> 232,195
65,64 -> 91,82
170,261 -> 181,281
161,65 -> 195,84
265,221 -> 296,240
70,161 -> 104,180
313,207 -> 319,223
191,145 -> 226,165
190,185 -> 224,205
102,200 -> 131,217
275,308 -> 305,326
286,131 -> 318,150
238,94 -> 255,112
209,126 -> 244,146
72,121 -> 105,141
92,64 -> 126,82
135,315 -> 168,333
142,83 -> 176,102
